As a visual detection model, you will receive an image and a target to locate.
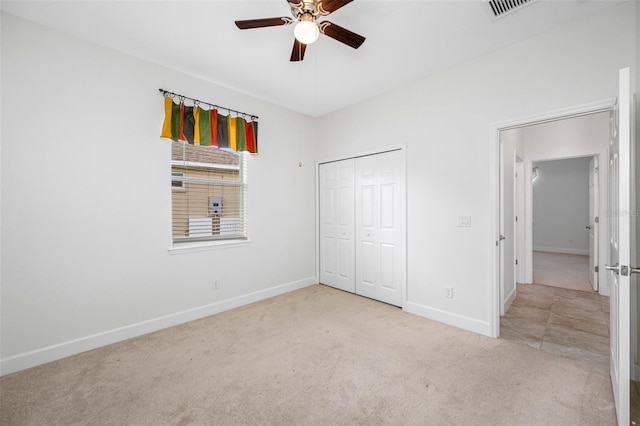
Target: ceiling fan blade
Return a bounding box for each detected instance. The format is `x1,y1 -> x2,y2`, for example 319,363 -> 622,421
235,17 -> 292,30
290,39 -> 307,62
318,0 -> 353,14
319,21 -> 365,49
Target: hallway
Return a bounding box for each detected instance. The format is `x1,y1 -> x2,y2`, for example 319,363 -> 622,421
503,250 -> 606,366
532,251 -> 593,292
501,283 -> 609,369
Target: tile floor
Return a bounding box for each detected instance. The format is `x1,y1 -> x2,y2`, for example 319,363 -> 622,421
509,251 -> 640,422
501,283 -> 609,369
632,381 -> 640,425
533,251 -> 593,292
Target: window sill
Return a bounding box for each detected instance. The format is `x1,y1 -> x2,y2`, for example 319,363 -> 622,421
168,239 -> 251,255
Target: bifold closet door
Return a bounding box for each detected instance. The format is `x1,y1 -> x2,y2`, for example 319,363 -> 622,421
355,150 -> 404,307
319,159 -> 355,293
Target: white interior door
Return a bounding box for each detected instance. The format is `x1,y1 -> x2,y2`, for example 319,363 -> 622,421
515,159 -> 526,284
355,150 -> 404,307
608,67 -> 631,426
499,143 -> 518,315
319,159 -> 355,293
588,156 -> 599,291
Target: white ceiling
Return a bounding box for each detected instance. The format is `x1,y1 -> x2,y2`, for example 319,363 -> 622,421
0,0 -> 625,117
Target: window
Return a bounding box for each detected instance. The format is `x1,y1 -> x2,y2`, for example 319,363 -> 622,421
171,141 -> 247,243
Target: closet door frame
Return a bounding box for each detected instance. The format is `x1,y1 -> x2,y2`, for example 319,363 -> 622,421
315,145 -> 407,308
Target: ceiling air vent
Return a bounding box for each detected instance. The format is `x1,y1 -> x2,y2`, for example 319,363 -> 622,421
483,0 -> 538,20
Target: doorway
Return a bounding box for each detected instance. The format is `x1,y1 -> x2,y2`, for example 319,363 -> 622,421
531,156 -> 596,294
496,110 -> 610,306
495,109 -> 611,368
492,68 -> 635,425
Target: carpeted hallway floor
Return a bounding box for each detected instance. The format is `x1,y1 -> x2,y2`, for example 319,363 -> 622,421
0,284 -> 616,425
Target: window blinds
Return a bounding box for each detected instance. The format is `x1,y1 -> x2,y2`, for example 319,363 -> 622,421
171,141 -> 247,242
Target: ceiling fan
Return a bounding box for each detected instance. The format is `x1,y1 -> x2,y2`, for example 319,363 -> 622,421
235,0 -> 365,62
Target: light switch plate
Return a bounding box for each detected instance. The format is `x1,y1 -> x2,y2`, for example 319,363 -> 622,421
457,216 -> 471,227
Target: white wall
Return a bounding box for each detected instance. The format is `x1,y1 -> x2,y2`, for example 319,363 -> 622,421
532,158 -> 591,255
314,2 -> 636,335
523,112 -> 610,160
0,13 -> 317,374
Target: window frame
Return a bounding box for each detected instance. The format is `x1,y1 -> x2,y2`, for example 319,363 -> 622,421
169,148 -> 248,246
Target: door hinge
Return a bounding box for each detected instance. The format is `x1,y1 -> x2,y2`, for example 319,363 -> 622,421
595,266 -> 599,273
595,216 -> 599,224
515,259 -> 518,265
515,216 -> 518,222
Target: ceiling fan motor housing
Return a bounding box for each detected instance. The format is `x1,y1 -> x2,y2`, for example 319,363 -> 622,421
292,1 -> 321,18
299,11 -> 315,23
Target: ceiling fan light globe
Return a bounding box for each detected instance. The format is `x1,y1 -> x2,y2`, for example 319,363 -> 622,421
294,20 -> 319,45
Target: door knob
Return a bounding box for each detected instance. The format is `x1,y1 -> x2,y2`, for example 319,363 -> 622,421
631,266 -> 640,275
605,263 -> 620,275
499,235 -> 506,241
586,225 -> 592,230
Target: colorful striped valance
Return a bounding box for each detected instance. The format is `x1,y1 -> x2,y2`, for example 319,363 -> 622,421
160,95 -> 258,154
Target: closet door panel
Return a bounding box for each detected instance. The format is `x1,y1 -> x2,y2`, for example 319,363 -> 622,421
355,150 -> 404,306
380,243 -> 395,290
360,185 -> 375,228
319,160 -> 355,293
338,238 -> 352,279
359,240 -> 376,287
320,170 -> 336,278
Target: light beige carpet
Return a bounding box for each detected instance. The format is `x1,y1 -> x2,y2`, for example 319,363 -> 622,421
1,285 -> 616,425
533,251 -> 594,292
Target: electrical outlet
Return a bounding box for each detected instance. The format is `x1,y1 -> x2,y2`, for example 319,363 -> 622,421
445,287 -> 453,299
212,280 -> 220,291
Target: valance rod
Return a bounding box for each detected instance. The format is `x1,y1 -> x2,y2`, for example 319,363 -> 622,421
158,89 -> 258,121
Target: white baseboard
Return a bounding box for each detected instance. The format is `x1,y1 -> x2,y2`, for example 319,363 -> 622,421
0,277 -> 317,376
404,301 -> 492,337
533,246 -> 589,256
